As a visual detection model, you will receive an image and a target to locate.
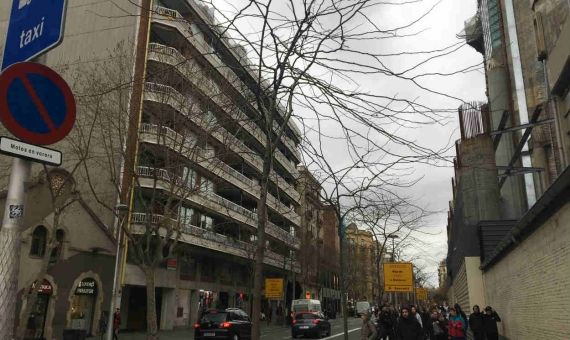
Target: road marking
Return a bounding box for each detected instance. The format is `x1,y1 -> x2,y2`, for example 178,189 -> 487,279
321,327 -> 361,340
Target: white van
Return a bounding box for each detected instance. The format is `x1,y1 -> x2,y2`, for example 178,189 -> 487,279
355,301 -> 370,317
292,299 -> 322,314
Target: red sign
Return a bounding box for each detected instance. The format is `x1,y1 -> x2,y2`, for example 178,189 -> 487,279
0,62 -> 76,145
30,279 -> 53,295
167,258 -> 177,271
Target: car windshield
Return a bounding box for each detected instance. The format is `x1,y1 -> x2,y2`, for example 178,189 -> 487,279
201,312 -> 228,323
296,313 -> 317,319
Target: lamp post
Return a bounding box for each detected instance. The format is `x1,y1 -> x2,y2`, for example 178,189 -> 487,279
386,234 -> 399,306
106,203 -> 129,340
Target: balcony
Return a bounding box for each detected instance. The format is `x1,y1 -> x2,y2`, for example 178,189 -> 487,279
131,212 -> 300,271
150,8 -> 302,154
148,43 -> 301,170
134,165 -> 300,248
143,82 -> 301,203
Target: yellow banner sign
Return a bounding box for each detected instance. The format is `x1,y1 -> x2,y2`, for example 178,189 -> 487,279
265,278 -> 283,299
416,287 -> 428,300
383,262 -> 413,292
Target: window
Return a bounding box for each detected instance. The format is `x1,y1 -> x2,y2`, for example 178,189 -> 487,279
30,226 -> 47,257
49,229 -> 65,263
200,215 -> 213,230
179,206 -> 195,227
201,178 -> 215,193
182,167 -> 196,189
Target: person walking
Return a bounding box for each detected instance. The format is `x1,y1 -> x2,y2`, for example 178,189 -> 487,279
453,304 -> 467,333
410,306 -> 423,328
469,305 -> 484,340
378,306 -> 396,340
431,310 -> 448,340
447,307 -> 466,340
361,312 -> 377,340
482,306 -> 501,340
395,306 -> 423,340
112,308 -> 121,340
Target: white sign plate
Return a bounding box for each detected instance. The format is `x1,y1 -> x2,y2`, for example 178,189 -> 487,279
0,136 -> 62,166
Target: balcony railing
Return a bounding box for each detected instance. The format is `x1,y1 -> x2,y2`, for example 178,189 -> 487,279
131,212 -> 298,268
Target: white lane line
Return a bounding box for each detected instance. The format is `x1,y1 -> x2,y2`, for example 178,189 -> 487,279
321,327 -> 361,340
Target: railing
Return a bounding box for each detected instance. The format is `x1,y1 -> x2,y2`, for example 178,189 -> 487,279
131,212 -> 297,268
205,191 -> 258,221
267,221 -> 299,247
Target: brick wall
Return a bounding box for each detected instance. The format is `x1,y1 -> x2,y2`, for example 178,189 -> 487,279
482,201 -> 570,340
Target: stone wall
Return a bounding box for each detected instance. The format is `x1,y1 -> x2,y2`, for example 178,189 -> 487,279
482,201 -> 570,340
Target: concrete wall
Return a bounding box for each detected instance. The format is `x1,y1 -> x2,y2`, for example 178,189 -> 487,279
482,201 -> 570,340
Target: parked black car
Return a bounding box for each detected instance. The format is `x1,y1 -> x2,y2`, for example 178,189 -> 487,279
292,312 -> 331,338
194,308 -> 252,340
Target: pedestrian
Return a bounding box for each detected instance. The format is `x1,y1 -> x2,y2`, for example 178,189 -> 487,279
112,308 -> 121,340
267,305 -> 273,325
469,305 -> 484,340
453,304 -> 467,332
447,307 -> 466,340
410,305 -> 423,328
98,311 -> 108,340
426,310 -> 447,340
395,306 -> 423,340
378,306 -> 396,340
361,312 -> 377,340
441,301 -> 449,318
482,306 -> 501,340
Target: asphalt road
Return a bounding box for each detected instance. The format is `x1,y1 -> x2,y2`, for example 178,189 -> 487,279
260,317 -> 364,340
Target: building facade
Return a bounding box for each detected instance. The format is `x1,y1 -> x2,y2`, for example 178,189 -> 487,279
446,1 -> 570,339
345,224 -> 375,302
0,0 -> 305,336
437,260 -> 447,289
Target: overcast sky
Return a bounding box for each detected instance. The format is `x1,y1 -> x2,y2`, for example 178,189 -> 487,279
212,0 -> 486,287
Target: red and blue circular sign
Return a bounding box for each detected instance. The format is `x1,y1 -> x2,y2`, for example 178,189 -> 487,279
0,62 -> 76,145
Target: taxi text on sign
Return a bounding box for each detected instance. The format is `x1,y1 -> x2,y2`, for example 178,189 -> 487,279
383,262 -> 413,292
265,278 -> 283,299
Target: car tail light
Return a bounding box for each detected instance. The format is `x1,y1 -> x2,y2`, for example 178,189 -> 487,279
312,319 -> 320,325
221,322 -> 232,328
193,323 -> 200,329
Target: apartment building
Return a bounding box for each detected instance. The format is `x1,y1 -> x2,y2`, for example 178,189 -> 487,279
0,0 -> 303,336
345,223 -> 375,302
446,1 -> 570,338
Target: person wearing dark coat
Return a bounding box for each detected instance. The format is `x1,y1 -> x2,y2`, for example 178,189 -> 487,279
482,306 -> 501,340
378,306 -> 396,340
395,306 -> 423,340
469,305 -> 484,340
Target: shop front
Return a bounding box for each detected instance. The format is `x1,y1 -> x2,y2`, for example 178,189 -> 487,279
25,279 -> 53,340
69,278 -> 98,335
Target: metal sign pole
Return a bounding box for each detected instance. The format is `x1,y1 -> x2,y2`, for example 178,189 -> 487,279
0,157 -> 31,339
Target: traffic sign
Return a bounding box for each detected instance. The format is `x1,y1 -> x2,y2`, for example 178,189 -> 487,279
0,136 -> 62,166
265,278 -> 284,299
383,262 -> 414,292
0,62 -> 76,145
2,0 -> 68,70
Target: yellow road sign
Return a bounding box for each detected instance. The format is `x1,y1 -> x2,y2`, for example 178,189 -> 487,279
416,287 -> 428,300
265,278 -> 283,299
383,262 -> 413,292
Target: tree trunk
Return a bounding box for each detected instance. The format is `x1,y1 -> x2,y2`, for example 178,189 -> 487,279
251,178 -> 269,340
144,267 -> 159,340
338,219 -> 349,340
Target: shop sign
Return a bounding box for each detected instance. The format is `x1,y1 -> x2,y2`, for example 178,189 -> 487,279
75,278 -> 97,295
167,258 -> 177,271
31,279 -> 53,295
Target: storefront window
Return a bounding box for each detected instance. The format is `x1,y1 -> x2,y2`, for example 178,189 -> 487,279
26,279 -> 52,339
70,278 -> 98,335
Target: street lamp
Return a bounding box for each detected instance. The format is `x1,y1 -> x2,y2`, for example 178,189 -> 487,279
106,203 -> 129,340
